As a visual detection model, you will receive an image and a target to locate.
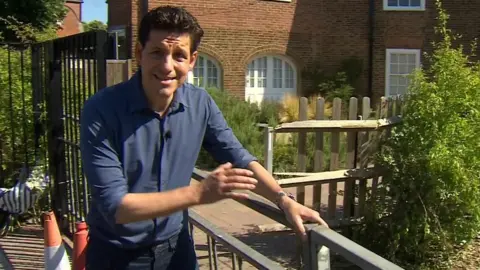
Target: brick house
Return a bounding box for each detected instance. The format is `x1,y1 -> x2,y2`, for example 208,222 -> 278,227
106,0 -> 479,103
57,0 -> 83,37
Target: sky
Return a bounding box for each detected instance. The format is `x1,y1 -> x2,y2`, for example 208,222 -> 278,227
82,0 -> 108,23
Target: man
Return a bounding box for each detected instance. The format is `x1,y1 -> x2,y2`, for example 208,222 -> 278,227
80,5 -> 327,269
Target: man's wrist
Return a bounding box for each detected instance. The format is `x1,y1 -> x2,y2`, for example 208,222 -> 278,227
187,184 -> 203,205
275,190 -> 295,211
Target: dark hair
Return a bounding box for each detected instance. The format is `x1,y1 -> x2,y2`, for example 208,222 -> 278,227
138,6 -> 204,53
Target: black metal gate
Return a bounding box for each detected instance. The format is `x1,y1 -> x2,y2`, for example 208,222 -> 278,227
32,31 -> 108,236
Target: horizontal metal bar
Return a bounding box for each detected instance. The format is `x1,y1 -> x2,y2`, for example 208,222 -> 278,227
189,210 -> 284,270
307,225 -> 404,270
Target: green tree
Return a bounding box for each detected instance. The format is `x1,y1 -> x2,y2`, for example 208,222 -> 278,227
0,0 -> 66,41
356,1 -> 480,269
82,20 -> 107,32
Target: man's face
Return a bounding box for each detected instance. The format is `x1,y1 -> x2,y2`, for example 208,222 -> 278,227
136,30 -> 197,100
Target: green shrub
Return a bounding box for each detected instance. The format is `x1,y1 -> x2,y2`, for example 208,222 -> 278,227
356,2 -> 480,269
195,88 -> 278,170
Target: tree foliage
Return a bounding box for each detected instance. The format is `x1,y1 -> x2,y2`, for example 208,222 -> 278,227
0,21 -> 55,186
0,0 -> 66,41
82,20 -> 107,32
356,1 -> 480,269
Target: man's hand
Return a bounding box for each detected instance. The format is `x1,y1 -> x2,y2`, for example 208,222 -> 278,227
195,162 -> 258,204
279,197 -> 329,242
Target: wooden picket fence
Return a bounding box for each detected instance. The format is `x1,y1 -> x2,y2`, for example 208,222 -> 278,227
261,96 -> 403,227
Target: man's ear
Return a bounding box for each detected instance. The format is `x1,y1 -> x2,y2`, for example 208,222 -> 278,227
189,51 -> 198,71
135,42 -> 143,65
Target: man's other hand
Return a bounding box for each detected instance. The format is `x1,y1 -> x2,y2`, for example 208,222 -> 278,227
194,163 -> 258,204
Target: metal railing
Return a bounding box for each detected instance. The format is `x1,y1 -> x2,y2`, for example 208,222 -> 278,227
192,168 -> 404,270
189,210 -> 284,270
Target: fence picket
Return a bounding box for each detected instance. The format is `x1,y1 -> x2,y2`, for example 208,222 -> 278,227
312,98 -> 325,211
327,98 -> 342,219
296,97 -> 308,205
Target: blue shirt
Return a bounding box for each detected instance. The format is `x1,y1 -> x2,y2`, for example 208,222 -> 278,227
80,71 -> 257,249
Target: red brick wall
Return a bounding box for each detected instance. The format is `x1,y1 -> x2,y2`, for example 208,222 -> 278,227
371,1 -> 480,102
57,2 -> 82,37
113,0 -> 480,101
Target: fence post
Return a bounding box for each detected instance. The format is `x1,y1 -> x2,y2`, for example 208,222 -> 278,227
263,126 -> 273,174
303,230 -> 331,270
46,41 -> 69,233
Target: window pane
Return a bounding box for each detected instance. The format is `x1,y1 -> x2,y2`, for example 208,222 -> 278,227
398,54 -> 408,64
193,56 -> 205,87
207,60 -> 218,88
247,62 -> 255,87
390,76 -> 399,86
256,57 -> 267,88
285,62 -> 294,88
390,63 -> 399,74
399,0 -> 410,6
410,0 -> 421,6
407,54 -> 416,64
397,85 -> 408,95
273,58 -> 282,88
388,0 -> 398,6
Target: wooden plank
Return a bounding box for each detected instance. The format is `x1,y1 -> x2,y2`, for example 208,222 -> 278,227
343,97 -> 358,219
277,167 -> 378,187
273,116 -> 402,133
356,98 -> 371,218
327,98 -> 342,219
312,97 -> 325,211
296,97 -> 308,205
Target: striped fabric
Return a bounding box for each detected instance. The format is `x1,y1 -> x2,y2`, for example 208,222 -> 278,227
0,165 -> 47,215
0,181 -> 39,215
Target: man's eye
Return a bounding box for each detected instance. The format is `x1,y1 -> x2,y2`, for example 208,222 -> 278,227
175,53 -> 187,59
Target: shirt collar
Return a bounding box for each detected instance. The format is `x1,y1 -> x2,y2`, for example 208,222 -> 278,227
128,69 -> 189,114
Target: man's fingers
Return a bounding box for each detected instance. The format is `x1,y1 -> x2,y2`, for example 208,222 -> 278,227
224,168 -> 254,177
221,183 -> 256,192
212,162 -> 233,173
293,216 -> 308,242
224,192 -> 250,200
305,211 -> 329,228
224,175 -> 258,185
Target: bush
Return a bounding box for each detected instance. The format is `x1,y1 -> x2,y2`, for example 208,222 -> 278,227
356,2 -> 480,269
195,88 -> 279,170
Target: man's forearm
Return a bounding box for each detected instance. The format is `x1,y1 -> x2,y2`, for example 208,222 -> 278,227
247,161 -> 284,204
115,184 -> 201,224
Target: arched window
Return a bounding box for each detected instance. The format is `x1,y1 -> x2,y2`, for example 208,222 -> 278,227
245,55 -> 296,104
187,54 -> 222,89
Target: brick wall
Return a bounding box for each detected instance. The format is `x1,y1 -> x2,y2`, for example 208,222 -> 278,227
57,2 -> 82,38
110,0 -> 480,101
371,1 -> 480,102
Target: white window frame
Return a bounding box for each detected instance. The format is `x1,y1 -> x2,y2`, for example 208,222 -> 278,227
383,0 -> 426,11
385,48 -> 421,97
245,55 -> 297,103
187,53 -> 222,90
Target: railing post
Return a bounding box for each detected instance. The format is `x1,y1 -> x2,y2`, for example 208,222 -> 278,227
263,126 -> 273,174
304,230 -> 331,270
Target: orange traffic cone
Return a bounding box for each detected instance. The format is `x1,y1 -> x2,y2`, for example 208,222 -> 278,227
73,222 -> 88,270
43,211 -> 71,270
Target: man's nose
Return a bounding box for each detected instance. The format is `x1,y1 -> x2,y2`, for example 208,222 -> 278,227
159,54 -> 174,73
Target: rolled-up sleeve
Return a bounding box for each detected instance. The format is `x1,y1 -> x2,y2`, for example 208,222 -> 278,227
80,100 -> 128,226
202,95 -> 258,169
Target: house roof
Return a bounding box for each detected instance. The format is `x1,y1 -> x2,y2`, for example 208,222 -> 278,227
66,0 -> 83,3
